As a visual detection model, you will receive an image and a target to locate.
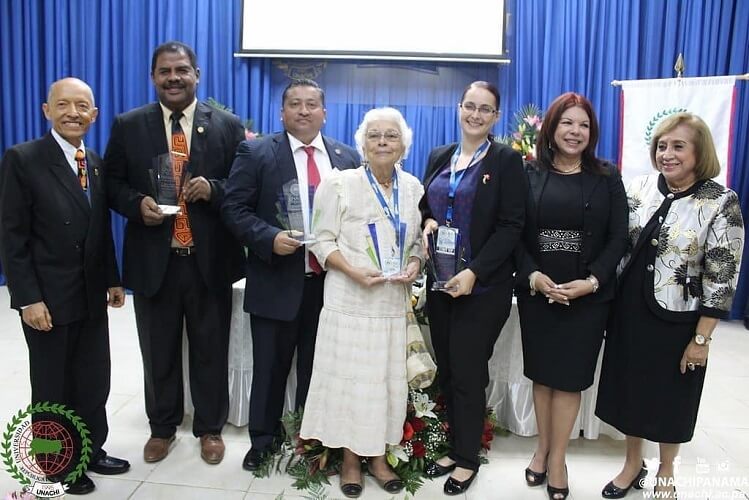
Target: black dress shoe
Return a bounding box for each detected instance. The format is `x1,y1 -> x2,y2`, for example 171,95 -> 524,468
242,448 -> 266,471
602,463 -> 647,498
424,460 -> 456,478
87,452 -> 131,475
340,481 -> 363,498
444,470 -> 477,495
367,466 -> 404,493
64,472 -> 96,495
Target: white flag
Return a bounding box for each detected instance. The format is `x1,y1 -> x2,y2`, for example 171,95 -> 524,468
619,76 -> 736,187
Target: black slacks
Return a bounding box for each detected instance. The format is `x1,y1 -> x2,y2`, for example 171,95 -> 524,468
247,273 -> 324,451
133,254 -> 231,438
23,312 -> 111,460
426,282 -> 513,471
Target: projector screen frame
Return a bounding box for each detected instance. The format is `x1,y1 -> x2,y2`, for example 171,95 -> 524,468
237,0 -> 511,64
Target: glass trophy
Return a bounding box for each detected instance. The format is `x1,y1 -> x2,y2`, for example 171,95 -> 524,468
365,221 -> 407,278
426,229 -> 465,291
149,153 -> 188,215
275,180 -> 316,244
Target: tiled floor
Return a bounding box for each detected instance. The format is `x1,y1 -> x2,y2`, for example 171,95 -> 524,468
1,287 -> 748,499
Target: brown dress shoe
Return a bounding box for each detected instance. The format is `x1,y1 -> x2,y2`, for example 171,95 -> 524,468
200,434 -> 225,464
143,435 -> 175,463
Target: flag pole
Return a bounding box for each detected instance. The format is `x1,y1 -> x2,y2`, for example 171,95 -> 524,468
610,52 -> 749,86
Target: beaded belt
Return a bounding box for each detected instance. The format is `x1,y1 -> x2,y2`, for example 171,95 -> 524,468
538,229 -> 582,253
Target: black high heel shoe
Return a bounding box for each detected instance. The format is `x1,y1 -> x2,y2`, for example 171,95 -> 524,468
547,464 -> 569,500
525,454 -> 547,486
444,470 -> 477,495
601,462 -> 647,499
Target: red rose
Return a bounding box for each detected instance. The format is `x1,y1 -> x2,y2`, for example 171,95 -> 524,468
481,430 -> 494,450
484,419 -> 494,433
411,417 -> 426,433
412,440 -> 426,458
402,421 -> 414,441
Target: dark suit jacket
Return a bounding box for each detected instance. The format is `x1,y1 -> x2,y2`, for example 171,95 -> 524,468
513,160 -> 629,302
221,132 -> 359,321
419,141 -> 527,287
0,133 -> 120,325
104,102 -> 245,296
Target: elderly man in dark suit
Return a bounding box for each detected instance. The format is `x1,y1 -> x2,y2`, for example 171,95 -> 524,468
222,79 -> 359,471
0,77 -> 129,495
104,41 -> 244,465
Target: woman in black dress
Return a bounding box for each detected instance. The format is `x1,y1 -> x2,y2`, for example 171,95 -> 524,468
514,93 -> 628,500
419,81 -> 526,495
596,113 -> 744,499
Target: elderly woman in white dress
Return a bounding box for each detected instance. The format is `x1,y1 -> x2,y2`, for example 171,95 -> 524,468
299,107 -> 424,498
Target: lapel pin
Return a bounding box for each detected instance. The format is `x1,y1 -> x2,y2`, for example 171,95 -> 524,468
197,126 -> 205,134
482,173 -> 491,184
94,168 -> 99,176
335,148 -> 341,155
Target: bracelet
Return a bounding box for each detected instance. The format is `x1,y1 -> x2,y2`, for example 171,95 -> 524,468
586,275 -> 599,293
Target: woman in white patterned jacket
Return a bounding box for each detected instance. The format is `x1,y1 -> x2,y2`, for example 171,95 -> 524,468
596,113 -> 744,500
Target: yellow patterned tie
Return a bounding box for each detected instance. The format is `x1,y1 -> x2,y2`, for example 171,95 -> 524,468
74,149 -> 87,191
170,112 -> 193,246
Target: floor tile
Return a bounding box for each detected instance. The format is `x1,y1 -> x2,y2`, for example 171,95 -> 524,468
129,482 -> 246,499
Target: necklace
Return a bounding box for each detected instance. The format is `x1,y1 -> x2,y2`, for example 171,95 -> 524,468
552,160 -> 582,174
667,181 -> 694,193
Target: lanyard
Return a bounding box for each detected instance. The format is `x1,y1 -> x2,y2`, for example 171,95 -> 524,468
445,140 -> 490,224
365,166 -> 400,247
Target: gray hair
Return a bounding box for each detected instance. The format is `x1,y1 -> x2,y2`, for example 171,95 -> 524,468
354,107 -> 413,161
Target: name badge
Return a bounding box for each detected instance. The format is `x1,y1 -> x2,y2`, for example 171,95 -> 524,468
436,226 -> 459,255
381,254 -> 401,277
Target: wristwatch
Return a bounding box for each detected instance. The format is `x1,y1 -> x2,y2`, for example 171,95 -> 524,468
694,333 -> 712,346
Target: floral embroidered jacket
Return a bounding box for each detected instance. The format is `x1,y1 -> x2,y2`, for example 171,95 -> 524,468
620,174 -> 744,320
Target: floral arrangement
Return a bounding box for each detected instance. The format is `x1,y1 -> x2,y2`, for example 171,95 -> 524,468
497,103 -> 543,160
205,97 -> 260,140
254,385 -> 500,496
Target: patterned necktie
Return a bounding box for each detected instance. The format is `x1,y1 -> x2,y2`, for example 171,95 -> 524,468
170,112 -> 193,246
303,146 -> 322,274
74,149 -> 87,192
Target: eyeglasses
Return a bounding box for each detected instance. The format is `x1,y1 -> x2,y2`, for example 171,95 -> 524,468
366,130 -> 402,142
460,102 -> 497,116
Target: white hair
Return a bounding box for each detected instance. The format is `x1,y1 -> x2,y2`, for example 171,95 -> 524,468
353,107 -> 413,161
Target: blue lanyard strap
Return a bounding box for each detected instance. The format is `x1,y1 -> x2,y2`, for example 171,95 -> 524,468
446,140 -> 490,224
364,167 -> 400,247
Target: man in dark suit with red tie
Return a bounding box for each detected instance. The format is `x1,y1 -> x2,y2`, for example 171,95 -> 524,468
104,42 -> 245,465
222,79 -> 359,470
0,77 -> 129,495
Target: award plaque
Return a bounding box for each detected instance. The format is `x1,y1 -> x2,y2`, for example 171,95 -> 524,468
275,180 -> 316,244
365,221 -> 407,278
149,153 -> 188,213
427,228 -> 464,291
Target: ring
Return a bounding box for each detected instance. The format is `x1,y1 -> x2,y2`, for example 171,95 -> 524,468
687,362 -> 695,371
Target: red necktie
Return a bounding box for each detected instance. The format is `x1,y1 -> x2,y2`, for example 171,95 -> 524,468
74,149 -> 87,191
303,146 -> 322,274
171,113 -> 193,246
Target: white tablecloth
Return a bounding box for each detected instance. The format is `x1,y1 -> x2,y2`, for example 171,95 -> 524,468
186,279 -> 623,440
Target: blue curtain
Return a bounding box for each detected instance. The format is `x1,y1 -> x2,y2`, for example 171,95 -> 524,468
1,0 -> 748,318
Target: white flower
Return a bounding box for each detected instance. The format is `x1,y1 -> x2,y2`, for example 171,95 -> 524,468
387,444 -> 410,465
411,391 -> 438,419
